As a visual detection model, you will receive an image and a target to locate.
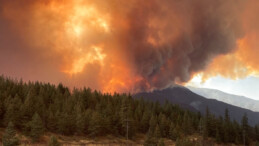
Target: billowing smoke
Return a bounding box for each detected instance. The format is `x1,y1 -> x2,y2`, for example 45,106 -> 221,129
122,0 -> 244,90
0,0 -> 257,92
200,0 -> 259,80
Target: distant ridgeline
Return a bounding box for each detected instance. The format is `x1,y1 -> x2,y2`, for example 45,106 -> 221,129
0,76 -> 259,145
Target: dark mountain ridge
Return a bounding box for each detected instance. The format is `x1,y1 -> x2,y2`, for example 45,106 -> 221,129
134,86 -> 259,126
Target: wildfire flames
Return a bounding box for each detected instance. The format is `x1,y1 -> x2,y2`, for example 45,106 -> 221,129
0,0 -> 258,93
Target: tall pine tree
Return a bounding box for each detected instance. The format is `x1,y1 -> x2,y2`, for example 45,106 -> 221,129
30,113 -> 44,142
2,122 -> 19,146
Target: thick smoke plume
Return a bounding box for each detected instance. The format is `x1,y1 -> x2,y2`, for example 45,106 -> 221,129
0,0 -> 258,92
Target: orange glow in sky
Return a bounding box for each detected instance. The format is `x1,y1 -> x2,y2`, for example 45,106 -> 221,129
0,0 -> 259,94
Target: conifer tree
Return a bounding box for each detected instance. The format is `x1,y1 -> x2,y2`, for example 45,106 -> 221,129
242,113 -> 249,145
46,110 -> 57,132
182,111 -> 192,135
169,122 -> 178,140
144,127 -> 157,146
89,111 -> 103,136
75,108 -> 85,134
216,128 -> 221,143
224,109 -> 230,123
2,122 -> 19,146
134,103 -> 143,124
255,124 -> 259,141
149,115 -> 157,134
102,100 -> 113,133
30,113 -> 44,142
159,114 -> 169,137
242,113 -> 248,132
233,120 -> 241,144
48,135 -> 61,146
158,138 -> 165,146
119,97 -> 128,136
23,88 -> 37,119
141,110 -> 150,133
76,114 -> 85,134
126,106 -> 137,138
0,100 -> 3,126
223,108 -> 230,142
154,124 -> 161,139
203,107 -> 210,140
4,95 -> 22,128
202,118 -> 208,140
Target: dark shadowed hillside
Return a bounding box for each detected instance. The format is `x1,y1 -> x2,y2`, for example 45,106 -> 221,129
134,86 -> 259,126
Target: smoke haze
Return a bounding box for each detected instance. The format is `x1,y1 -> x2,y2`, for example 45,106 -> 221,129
0,0 -> 258,92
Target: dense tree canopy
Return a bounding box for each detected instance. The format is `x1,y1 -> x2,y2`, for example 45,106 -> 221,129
0,75 -> 258,145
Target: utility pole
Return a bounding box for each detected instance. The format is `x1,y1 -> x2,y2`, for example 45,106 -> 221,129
124,118 -> 132,146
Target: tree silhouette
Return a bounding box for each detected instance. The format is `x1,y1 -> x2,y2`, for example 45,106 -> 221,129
2,122 -> 19,146
48,135 -> 61,146
30,113 -> 44,142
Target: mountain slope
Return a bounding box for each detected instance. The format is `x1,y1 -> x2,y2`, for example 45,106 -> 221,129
134,86 -> 259,126
187,86 -> 259,112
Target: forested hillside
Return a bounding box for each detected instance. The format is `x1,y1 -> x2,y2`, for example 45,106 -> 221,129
0,76 -> 259,145
135,87 -> 259,126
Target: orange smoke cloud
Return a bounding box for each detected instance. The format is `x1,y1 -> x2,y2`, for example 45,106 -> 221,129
0,0 -> 134,92
0,0 -> 258,92
198,0 -> 259,81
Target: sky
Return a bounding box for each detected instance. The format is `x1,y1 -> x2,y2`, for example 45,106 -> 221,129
0,0 -> 259,98
187,75 -> 259,100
